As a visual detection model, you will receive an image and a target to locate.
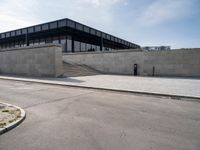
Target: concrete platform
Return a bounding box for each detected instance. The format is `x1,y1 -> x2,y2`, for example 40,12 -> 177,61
0,75 -> 200,99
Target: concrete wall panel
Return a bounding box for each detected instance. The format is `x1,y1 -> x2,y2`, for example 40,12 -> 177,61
63,49 -> 200,77
0,44 -> 63,77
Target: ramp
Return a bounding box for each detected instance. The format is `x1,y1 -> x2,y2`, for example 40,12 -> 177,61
62,62 -> 101,77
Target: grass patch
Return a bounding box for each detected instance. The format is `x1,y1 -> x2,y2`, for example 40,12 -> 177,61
9,118 -> 17,123
2,109 -> 9,112
0,122 -> 6,128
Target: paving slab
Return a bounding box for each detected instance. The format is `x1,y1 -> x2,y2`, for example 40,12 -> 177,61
0,75 -> 200,99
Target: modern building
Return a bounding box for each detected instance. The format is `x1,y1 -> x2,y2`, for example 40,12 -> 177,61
142,46 -> 171,51
0,18 -> 140,53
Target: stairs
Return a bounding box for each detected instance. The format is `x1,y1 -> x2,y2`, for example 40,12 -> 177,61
62,62 -> 101,77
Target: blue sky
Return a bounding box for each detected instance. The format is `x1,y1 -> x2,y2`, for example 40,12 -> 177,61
0,0 -> 199,48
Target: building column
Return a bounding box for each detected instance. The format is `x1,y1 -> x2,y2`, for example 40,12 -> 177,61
100,37 -> 103,51
72,37 -> 74,53
25,33 -> 29,46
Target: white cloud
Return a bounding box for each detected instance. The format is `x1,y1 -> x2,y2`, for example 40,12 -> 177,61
140,0 -> 196,26
0,0 -> 127,33
0,0 -> 39,32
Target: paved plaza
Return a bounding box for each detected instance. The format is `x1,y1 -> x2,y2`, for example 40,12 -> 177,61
0,75 -> 200,98
0,79 -> 200,150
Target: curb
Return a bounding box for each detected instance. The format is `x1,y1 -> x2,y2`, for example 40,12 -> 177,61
0,102 -> 26,135
0,76 -> 200,102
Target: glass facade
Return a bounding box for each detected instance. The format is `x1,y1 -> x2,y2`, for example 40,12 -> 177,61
0,18 -> 140,51
0,35 -> 116,52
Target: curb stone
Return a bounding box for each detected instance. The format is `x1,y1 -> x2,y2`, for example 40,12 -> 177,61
0,102 -> 26,135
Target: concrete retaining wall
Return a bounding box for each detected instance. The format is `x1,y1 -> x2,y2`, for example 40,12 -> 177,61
63,49 -> 200,77
0,44 -> 63,77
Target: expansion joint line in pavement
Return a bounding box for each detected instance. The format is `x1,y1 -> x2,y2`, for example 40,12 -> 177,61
23,91 -> 94,109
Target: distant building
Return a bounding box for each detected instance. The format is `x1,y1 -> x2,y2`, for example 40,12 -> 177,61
142,46 -> 171,51
0,18 -> 140,53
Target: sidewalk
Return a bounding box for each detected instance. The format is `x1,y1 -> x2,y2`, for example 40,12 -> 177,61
0,75 -> 200,99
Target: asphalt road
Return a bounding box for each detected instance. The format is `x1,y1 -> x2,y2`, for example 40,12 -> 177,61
0,79 -> 200,150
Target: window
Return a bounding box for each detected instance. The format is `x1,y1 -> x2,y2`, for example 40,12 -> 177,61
74,41 -> 80,52
60,38 -> 66,44
42,24 -> 49,31
34,39 -> 39,45
28,27 -> 34,33
96,31 -> 101,37
29,40 -> 34,46
80,42 -> 86,52
16,30 -> 21,35
67,20 -> 75,28
20,41 -> 25,47
86,43 -> 91,51
45,37 -> 52,43
125,41 -> 128,45
106,34 -> 110,40
1,33 -> 5,38
22,29 -> 27,34
67,37 -> 72,52
60,36 -> 67,52
96,45 -> 100,51
52,36 -> 59,44
40,38 -> 45,45
84,26 -> 89,33
6,32 -> 10,38
114,37 -> 118,42
90,28 -> 96,35
35,26 -> 41,32
50,22 -> 57,29
111,36 -> 114,41
102,33 -> 106,38
15,41 -> 20,48
58,20 -> 66,27
131,44 -> 134,48
11,31 -> 15,37
91,44 -> 96,51
60,36 -> 66,43
76,23 -> 83,31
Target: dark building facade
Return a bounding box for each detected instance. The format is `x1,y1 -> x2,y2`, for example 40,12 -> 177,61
0,18 -> 140,52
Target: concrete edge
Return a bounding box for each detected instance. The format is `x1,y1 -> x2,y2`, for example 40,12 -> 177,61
0,76 -> 200,102
0,102 -> 26,135
0,43 -> 61,52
